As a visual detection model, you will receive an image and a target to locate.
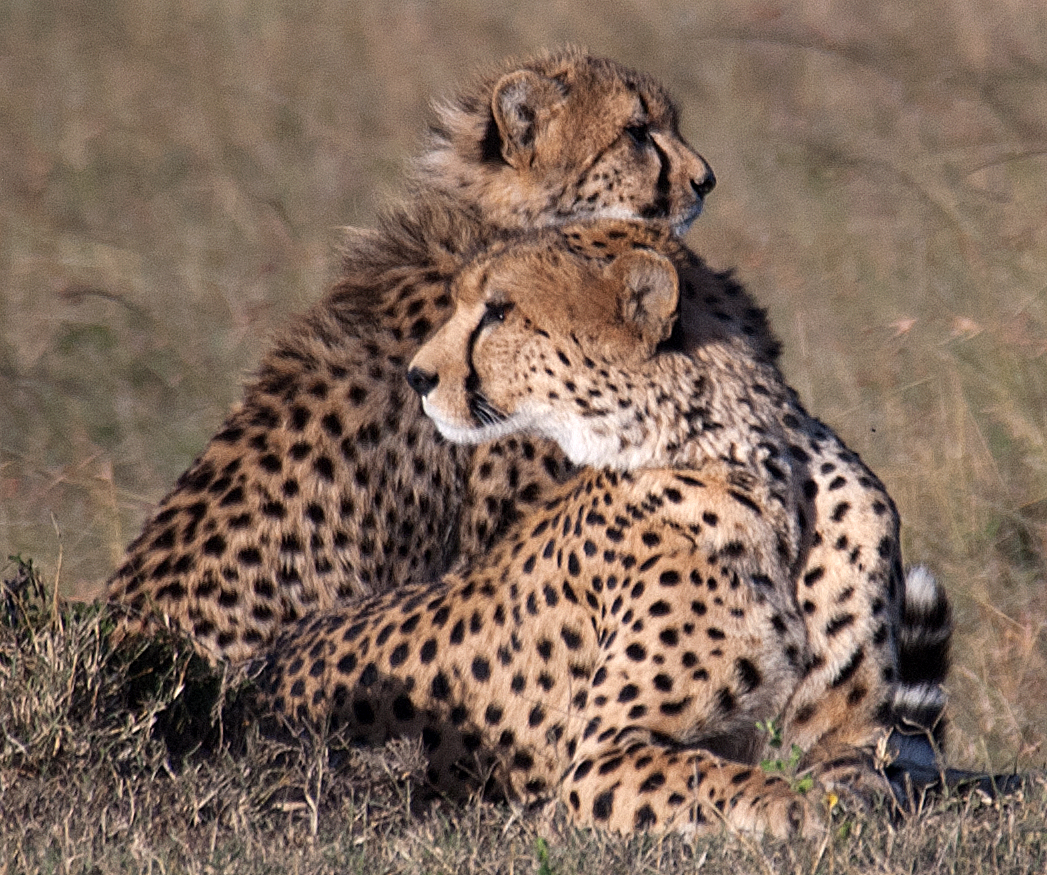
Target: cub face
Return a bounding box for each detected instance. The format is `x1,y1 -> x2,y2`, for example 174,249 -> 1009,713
419,49 -> 716,234
406,227 -> 679,466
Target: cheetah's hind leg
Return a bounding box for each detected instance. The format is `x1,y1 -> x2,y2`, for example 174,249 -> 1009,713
561,743 -> 824,838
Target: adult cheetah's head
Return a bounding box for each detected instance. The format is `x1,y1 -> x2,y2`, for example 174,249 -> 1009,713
407,225 -> 680,467
416,47 -> 715,235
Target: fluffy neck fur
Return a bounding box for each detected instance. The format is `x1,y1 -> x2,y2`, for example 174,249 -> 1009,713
540,341 -> 787,475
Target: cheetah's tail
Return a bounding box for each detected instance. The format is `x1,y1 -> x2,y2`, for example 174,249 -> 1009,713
891,565 -> 952,744
880,566 -> 952,802
886,567 -> 1029,805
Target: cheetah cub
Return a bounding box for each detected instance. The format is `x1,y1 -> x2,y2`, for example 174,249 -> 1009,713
106,49 -> 718,662
259,221 -> 909,837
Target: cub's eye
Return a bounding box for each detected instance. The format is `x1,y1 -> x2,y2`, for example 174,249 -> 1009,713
625,123 -> 652,148
480,300 -> 513,328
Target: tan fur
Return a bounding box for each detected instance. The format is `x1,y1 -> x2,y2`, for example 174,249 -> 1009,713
418,50 -> 715,234
258,222 -> 924,836
105,49 -> 717,663
105,49 -> 948,764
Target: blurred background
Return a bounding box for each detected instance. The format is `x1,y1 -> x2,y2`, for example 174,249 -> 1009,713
2,0 -> 1045,771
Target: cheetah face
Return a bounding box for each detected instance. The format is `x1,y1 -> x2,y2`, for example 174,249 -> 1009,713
407,228 -> 679,466
419,50 -> 715,235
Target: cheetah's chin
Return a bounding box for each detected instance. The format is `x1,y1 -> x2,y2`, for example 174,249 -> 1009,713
671,200 -> 704,236
424,409 -> 525,446
571,202 -> 703,237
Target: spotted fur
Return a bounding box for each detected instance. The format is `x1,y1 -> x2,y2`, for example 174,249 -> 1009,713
106,49 -> 718,662
258,223 -> 922,836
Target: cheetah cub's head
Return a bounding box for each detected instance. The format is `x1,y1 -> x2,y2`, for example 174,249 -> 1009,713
416,48 -> 715,235
407,227 -> 679,468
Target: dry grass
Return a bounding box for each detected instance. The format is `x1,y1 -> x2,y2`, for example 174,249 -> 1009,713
2,0 -> 1046,869
2,558 -> 1046,874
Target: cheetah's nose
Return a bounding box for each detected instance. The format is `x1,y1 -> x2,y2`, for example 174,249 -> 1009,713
406,366 -> 439,397
692,164 -> 716,198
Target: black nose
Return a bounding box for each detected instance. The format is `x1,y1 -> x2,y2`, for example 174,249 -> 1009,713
406,366 -> 439,397
692,166 -> 716,197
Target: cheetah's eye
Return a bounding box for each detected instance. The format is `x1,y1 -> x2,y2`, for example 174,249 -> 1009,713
625,123 -> 652,148
480,300 -> 513,328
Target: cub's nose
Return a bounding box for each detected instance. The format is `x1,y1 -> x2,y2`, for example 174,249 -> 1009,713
692,164 -> 716,198
406,366 -> 439,397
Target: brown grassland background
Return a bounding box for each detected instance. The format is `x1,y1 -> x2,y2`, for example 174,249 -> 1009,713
1,0 -> 1046,871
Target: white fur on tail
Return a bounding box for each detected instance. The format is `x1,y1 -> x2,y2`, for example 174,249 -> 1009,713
892,566 -> 952,743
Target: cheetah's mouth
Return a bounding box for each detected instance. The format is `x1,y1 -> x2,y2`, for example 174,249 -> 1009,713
419,392 -> 515,446
672,198 -> 704,236
468,392 -> 507,429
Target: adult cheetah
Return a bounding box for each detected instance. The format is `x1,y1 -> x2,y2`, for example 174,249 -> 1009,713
258,221 -> 950,836
106,49 -> 720,663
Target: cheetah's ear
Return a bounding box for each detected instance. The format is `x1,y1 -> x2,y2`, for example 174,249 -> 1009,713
611,251 -> 680,347
491,70 -> 567,169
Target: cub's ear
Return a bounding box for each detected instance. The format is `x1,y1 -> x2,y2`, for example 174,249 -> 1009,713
491,70 -> 566,168
611,250 -> 680,346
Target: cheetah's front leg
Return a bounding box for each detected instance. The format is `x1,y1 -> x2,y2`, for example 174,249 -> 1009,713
561,743 -> 823,837
777,420 -> 905,764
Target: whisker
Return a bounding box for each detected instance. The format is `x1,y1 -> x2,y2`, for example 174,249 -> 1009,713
469,393 -> 507,427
